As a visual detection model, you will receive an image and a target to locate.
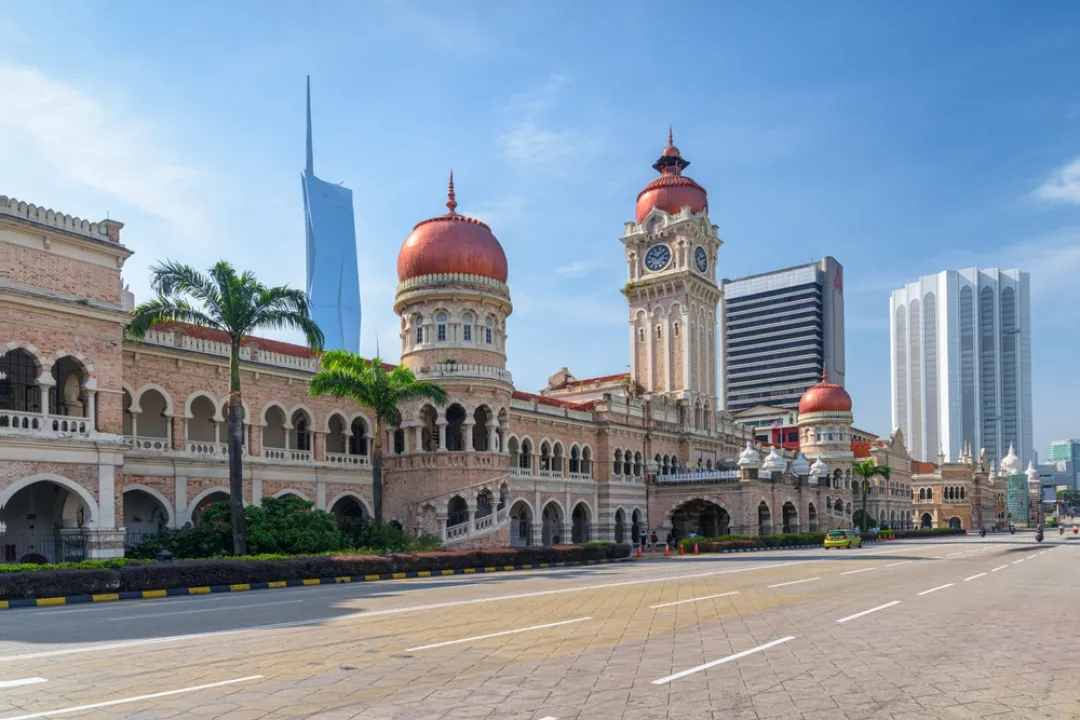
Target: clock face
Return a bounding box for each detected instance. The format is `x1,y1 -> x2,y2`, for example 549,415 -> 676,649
644,244 -> 672,271
695,246 -> 708,273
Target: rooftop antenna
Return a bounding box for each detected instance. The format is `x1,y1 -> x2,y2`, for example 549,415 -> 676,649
305,75 -> 314,176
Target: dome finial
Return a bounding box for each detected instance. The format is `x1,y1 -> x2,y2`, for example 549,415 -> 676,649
668,124 -> 673,148
446,170 -> 458,215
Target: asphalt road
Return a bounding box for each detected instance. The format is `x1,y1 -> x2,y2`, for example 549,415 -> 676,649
1,534 -> 1077,719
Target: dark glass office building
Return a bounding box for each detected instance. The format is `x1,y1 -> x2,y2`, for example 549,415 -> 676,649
719,257 -> 845,412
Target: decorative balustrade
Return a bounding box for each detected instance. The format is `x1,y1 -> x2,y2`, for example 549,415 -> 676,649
186,440 -> 229,457
509,397 -> 594,422
416,362 -> 512,384
0,410 -> 92,437
324,452 -> 369,466
656,470 -> 740,485
126,436 -> 170,453
261,448 -> 312,463
509,466 -> 534,478
475,513 -> 495,532
181,335 -> 232,357
445,523 -> 469,540
568,472 -> 592,481
256,350 -> 317,372
538,468 -> 559,478
138,331 -> 320,373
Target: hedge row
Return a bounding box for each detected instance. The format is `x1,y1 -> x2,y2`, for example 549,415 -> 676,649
891,528 -> 966,539
676,533 -> 828,552
0,543 -> 631,601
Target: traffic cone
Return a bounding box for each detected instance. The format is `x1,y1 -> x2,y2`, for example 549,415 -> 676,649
663,544 -> 671,556
679,543 -> 685,555
693,542 -> 699,555
636,543 -> 644,558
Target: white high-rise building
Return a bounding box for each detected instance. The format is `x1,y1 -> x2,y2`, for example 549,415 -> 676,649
890,268 -> 1032,466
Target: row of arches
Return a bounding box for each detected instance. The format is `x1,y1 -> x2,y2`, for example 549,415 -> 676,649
0,349 -> 94,422
397,403 -> 507,454
507,437 -> 593,477
507,499 -> 595,546
668,499 -> 812,540
407,310 -> 501,349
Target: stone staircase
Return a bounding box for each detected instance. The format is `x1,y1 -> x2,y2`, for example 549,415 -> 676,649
414,474 -> 512,547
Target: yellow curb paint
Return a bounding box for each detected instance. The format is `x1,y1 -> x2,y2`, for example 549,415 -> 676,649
441,569 -> 455,576
392,572 -> 407,580
0,601 -> 7,610
189,587 -> 211,595
37,597 -> 66,606
229,584 -> 251,592
464,568 -> 476,574
302,579 -> 320,586
142,589 -> 167,599
267,581 -> 287,589
335,576 -> 351,583
92,593 -> 120,602
364,574 -> 381,581
484,567 -> 497,572
522,564 -> 533,569
417,571 -> 431,578
503,565 -> 515,571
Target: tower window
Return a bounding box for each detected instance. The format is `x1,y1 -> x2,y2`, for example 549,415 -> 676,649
655,325 -> 662,340
486,317 -> 493,345
638,328 -> 645,342
414,314 -> 423,344
436,312 -> 448,342
462,312 -> 473,342
673,323 -> 679,337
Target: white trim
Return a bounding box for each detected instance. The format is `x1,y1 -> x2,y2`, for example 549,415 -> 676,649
132,383 -> 175,416
0,473 -> 100,527
122,483 -> 175,528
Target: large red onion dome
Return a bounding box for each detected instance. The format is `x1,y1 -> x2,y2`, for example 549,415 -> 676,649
397,172 -> 508,283
635,127 -> 708,224
799,368 -> 853,414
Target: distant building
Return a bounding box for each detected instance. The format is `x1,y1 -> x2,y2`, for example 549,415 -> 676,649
1049,439 -> 1080,487
719,257 -> 845,412
890,268 -> 1033,466
302,76 -> 361,352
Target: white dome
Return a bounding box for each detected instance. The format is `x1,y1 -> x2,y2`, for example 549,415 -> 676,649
1026,461 -> 1041,490
761,446 -> 786,473
1001,445 -> 1022,476
809,456 -> 829,478
791,452 -> 811,477
737,441 -> 761,469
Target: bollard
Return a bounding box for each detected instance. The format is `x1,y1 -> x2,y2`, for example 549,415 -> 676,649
693,542 -> 699,555
636,543 -> 644,558
678,543 -> 685,555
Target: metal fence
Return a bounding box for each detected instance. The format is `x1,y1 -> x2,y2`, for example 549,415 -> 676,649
1,531 -> 87,564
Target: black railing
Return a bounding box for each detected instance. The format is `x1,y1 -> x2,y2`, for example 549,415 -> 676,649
1,531 -> 87,564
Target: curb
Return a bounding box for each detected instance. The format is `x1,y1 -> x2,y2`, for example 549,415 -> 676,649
0,556 -> 628,611
635,539 -> 886,559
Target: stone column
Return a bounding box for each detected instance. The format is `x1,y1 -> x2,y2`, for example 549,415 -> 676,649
128,410 -> 139,444
463,420 -> 475,452
414,424 -> 424,453
467,501 -> 476,534
436,420 -> 448,451
438,513 -> 448,542
488,422 -> 498,453
38,381 -> 52,417
86,391 -> 97,431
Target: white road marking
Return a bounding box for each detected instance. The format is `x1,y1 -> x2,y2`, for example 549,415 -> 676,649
404,617 -> 591,652
840,567 -> 876,576
1012,559 -> 1025,565
945,552 -> 963,557
650,592 -> 739,609
991,565 -> 1007,572
836,601 -> 901,623
0,678 -> 47,689
767,577 -> 821,589
652,636 -> 796,684
885,561 -> 912,567
1026,554 -> 1038,559
106,599 -> 304,622
538,717 -> 558,720
0,675 -> 262,720
917,584 -> 954,596
963,573 -> 987,582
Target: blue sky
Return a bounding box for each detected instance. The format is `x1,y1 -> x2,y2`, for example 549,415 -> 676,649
1,1 -> 1078,458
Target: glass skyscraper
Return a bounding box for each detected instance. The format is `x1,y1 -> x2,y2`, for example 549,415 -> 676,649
302,77 -> 361,352
890,268 -> 1032,466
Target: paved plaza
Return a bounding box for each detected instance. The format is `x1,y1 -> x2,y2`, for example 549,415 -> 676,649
1,535 -> 1078,719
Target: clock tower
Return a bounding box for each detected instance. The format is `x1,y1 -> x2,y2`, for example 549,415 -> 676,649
621,131 -> 723,419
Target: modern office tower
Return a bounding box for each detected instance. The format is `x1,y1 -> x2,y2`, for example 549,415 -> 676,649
719,257 -> 845,412
890,268 -> 1032,465
302,76 -> 361,352
1049,440 -> 1080,487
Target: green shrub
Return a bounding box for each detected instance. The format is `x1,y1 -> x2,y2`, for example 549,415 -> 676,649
677,533 -> 826,552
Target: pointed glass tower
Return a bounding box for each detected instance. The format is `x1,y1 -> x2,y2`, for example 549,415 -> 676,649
302,76 -> 361,352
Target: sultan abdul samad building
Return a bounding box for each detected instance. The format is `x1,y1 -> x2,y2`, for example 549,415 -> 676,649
0,135 -> 916,562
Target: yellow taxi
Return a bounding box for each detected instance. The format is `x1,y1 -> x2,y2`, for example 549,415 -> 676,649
824,529 -> 862,549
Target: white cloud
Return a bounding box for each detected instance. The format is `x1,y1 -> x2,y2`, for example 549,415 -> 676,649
497,75 -> 588,175
555,258 -> 606,278
0,62 -> 208,240
1034,155 -> 1080,205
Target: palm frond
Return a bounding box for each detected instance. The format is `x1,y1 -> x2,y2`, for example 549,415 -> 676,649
127,296 -> 223,340
150,261 -> 223,319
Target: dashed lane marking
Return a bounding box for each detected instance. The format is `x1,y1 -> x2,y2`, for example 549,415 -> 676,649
767,577 -> 821,589
0,678 -> 47,689
917,584 -> 954,596
840,568 -> 876,576
991,565 -> 1008,572
836,601 -> 901,624
403,617 -> 592,652
650,592 -> 739,609
963,573 -> 987,582
652,636 -> 797,684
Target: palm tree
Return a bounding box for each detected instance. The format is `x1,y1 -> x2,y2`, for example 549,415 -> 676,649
127,260 -> 324,554
309,351 -> 447,523
852,459 -> 891,532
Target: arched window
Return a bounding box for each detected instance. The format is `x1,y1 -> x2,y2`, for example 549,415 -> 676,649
462,312 -> 473,342
414,314 -> 424,344
655,325 -> 662,339
638,328 -> 645,342
436,312 -> 448,342
485,317 -> 494,345
673,322 -> 680,337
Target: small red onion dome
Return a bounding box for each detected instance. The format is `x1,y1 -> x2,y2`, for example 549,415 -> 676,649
397,172 -> 508,284
799,368 -> 853,414
635,126 -> 708,224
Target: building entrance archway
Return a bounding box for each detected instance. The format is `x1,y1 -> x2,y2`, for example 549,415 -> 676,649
671,500 -> 729,541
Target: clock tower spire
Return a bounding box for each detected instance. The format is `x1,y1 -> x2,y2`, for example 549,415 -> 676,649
621,131 -> 723,425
